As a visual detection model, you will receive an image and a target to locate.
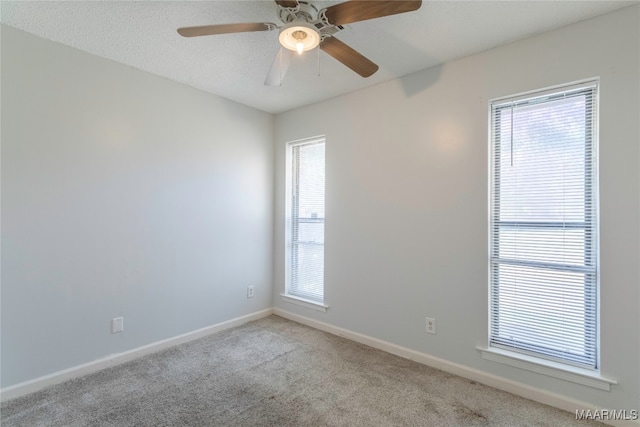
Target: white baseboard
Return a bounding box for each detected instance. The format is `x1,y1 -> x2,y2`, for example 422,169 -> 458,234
273,308 -> 639,427
0,308 -> 273,403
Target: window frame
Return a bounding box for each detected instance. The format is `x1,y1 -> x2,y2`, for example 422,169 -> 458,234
488,80 -> 600,370
283,136 -> 327,310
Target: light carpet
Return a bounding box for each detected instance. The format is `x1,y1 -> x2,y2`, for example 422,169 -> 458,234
1,315 -> 603,426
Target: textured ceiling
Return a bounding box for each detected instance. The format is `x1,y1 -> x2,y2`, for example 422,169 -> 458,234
2,0 -> 636,114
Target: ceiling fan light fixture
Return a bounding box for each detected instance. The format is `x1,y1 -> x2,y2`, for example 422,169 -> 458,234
279,22 -> 320,54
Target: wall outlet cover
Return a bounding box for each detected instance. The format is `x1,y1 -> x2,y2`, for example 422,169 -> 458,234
426,317 -> 436,335
112,317 -> 124,334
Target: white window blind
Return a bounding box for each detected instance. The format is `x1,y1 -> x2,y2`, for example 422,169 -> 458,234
289,138 -> 325,302
489,81 -> 598,369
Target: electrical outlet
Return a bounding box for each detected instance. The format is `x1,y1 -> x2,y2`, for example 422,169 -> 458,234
112,317 -> 124,334
425,317 -> 436,335
247,286 -> 254,298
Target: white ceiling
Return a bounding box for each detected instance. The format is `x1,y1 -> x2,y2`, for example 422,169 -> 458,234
2,0 -> 636,114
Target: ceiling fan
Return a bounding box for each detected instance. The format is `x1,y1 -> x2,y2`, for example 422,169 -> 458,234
177,0 -> 422,85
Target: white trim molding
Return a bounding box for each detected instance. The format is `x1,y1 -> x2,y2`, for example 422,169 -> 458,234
0,308 -> 273,402
478,346 -> 617,391
273,308 -> 637,427
280,293 -> 328,312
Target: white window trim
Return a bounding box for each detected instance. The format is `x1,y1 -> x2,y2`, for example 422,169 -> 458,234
486,79 -> 601,375
280,293 -> 328,312
477,347 -> 616,391
284,135 -> 326,307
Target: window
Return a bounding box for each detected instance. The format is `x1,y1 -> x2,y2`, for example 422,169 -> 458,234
489,81 -> 598,369
286,137 -> 325,304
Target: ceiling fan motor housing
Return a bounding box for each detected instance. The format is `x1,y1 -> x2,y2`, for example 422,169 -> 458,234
278,1 -> 318,23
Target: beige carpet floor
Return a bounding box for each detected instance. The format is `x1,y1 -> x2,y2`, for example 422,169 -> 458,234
1,315 -> 603,426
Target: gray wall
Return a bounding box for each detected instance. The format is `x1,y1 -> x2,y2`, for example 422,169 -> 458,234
1,26 -> 274,387
274,6 -> 639,410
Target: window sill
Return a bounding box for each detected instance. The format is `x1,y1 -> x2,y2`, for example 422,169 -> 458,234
280,294 -> 328,312
477,347 -> 617,391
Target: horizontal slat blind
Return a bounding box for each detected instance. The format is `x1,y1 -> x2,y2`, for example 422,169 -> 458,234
290,139 -> 325,302
490,82 -> 598,369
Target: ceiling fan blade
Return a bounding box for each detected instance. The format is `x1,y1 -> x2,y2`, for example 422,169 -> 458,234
274,0 -> 299,8
320,37 -> 379,78
323,0 -> 422,26
177,23 -> 277,37
265,48 -> 294,86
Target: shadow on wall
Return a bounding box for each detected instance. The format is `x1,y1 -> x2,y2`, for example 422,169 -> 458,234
370,26 -> 443,97
401,62 -> 443,98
